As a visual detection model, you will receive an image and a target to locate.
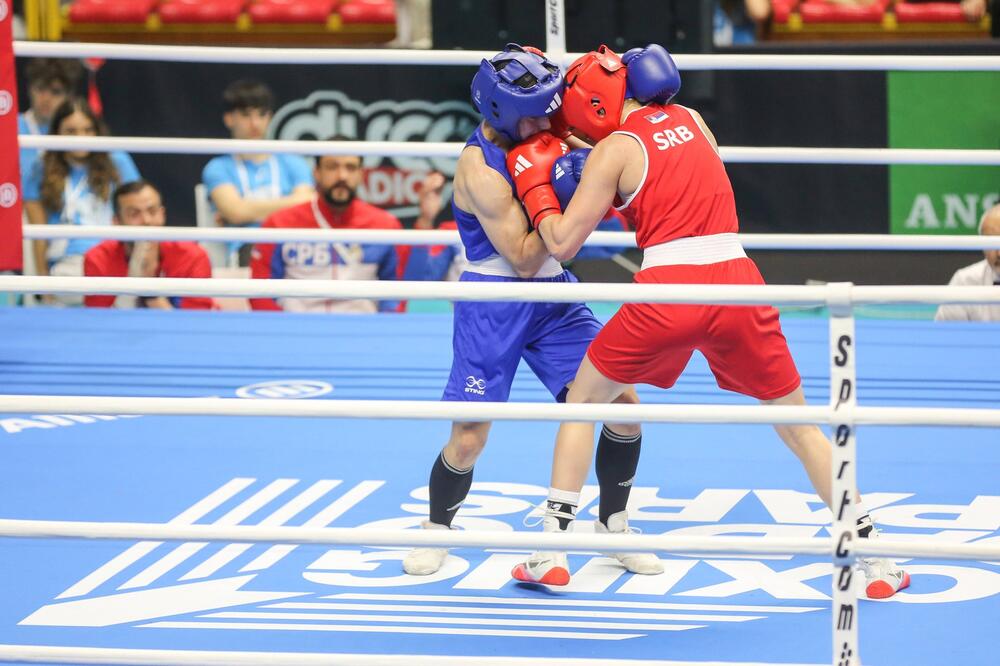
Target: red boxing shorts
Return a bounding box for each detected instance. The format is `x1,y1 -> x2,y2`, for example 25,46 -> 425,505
587,257 -> 801,401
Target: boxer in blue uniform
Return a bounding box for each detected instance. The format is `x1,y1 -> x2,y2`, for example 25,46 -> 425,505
403,44 -> 662,582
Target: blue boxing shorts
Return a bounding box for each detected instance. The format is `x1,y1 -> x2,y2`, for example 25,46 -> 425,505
442,271 -> 601,403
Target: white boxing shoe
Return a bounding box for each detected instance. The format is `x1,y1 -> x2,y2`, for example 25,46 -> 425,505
596,511 -> 664,575
402,520 -> 450,576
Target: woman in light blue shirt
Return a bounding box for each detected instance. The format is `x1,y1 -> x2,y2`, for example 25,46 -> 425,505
23,98 -> 139,304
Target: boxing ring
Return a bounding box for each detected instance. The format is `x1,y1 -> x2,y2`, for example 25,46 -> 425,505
1,302 -> 999,666
6,2 -> 1000,663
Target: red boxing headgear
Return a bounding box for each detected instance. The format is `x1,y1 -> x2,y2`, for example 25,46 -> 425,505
552,45 -> 627,144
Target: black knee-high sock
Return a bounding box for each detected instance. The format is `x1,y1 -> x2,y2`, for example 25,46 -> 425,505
428,451 -> 474,527
595,425 -> 641,526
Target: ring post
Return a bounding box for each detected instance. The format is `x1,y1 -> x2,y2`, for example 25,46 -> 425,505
544,0 -> 566,61
827,282 -> 859,666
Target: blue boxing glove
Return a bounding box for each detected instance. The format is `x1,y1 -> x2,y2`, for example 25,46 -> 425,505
623,44 -> 681,105
551,148 -> 590,210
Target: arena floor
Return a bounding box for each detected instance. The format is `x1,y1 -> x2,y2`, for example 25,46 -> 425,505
1,307 -> 998,665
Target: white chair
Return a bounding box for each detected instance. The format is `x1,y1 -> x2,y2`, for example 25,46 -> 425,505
194,183 -> 237,268
211,265 -> 252,312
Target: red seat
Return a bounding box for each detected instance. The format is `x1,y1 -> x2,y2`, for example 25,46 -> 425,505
249,0 -> 337,24
771,0 -> 800,24
800,0 -> 889,23
69,0 -> 157,23
894,2 -> 967,23
158,0 -> 246,23
338,0 -> 395,25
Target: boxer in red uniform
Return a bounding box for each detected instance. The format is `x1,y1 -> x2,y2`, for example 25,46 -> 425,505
508,44 -> 909,600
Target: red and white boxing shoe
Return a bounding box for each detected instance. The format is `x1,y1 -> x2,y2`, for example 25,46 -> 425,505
857,515 -> 911,599
511,514 -> 571,586
511,550 -> 571,586
859,556 -> 911,599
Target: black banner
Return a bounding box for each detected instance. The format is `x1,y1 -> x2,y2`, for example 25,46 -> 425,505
15,40 -> 989,285
86,60 -> 889,235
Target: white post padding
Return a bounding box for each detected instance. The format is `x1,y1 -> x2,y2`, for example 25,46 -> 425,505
544,0 -> 566,57
827,283 -> 859,666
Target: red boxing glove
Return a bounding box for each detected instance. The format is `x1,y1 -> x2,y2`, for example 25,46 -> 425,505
506,132 -> 569,225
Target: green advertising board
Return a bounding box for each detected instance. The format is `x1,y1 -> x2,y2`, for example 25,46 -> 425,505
888,72 -> 999,234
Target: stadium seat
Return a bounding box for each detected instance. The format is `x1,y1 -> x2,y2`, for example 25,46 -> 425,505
894,2 -> 967,23
771,0 -> 800,24
158,0 -> 247,24
338,0 -> 396,25
800,0 -> 890,23
68,0 -> 157,23
249,0 -> 337,24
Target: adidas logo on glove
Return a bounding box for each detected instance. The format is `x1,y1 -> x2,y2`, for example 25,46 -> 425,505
512,154 -> 533,177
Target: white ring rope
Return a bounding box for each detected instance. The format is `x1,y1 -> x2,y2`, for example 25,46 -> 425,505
0,395 -> 997,427
0,646 -> 833,666
21,225 -> 1000,251
17,135 -> 1000,165
0,520 -> 831,555
1,518 -> 999,561
1,276 -> 998,306
13,41 -> 1000,71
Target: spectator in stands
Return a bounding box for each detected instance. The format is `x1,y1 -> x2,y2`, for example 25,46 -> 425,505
84,180 -> 214,310
202,80 -> 315,266
18,58 -> 84,185
714,0 -> 770,46
249,147 -> 406,313
936,204 -> 1000,321
402,172 -> 471,282
23,98 -> 140,305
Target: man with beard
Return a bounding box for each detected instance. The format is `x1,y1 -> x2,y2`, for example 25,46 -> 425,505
249,149 -> 439,313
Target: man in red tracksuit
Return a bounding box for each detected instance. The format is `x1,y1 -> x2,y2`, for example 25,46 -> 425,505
249,152 -> 408,314
84,180 -> 213,310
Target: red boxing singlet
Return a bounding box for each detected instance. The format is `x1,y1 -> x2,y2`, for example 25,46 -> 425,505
586,104 -> 801,400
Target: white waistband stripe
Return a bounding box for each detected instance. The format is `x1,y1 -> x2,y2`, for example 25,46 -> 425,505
466,256 -> 564,279
641,234 -> 747,269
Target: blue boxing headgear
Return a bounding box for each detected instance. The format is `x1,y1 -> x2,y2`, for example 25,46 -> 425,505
471,43 -> 564,143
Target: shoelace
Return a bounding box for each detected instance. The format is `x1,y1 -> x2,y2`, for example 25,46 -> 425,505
522,502 -> 575,530
522,500 -> 547,528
